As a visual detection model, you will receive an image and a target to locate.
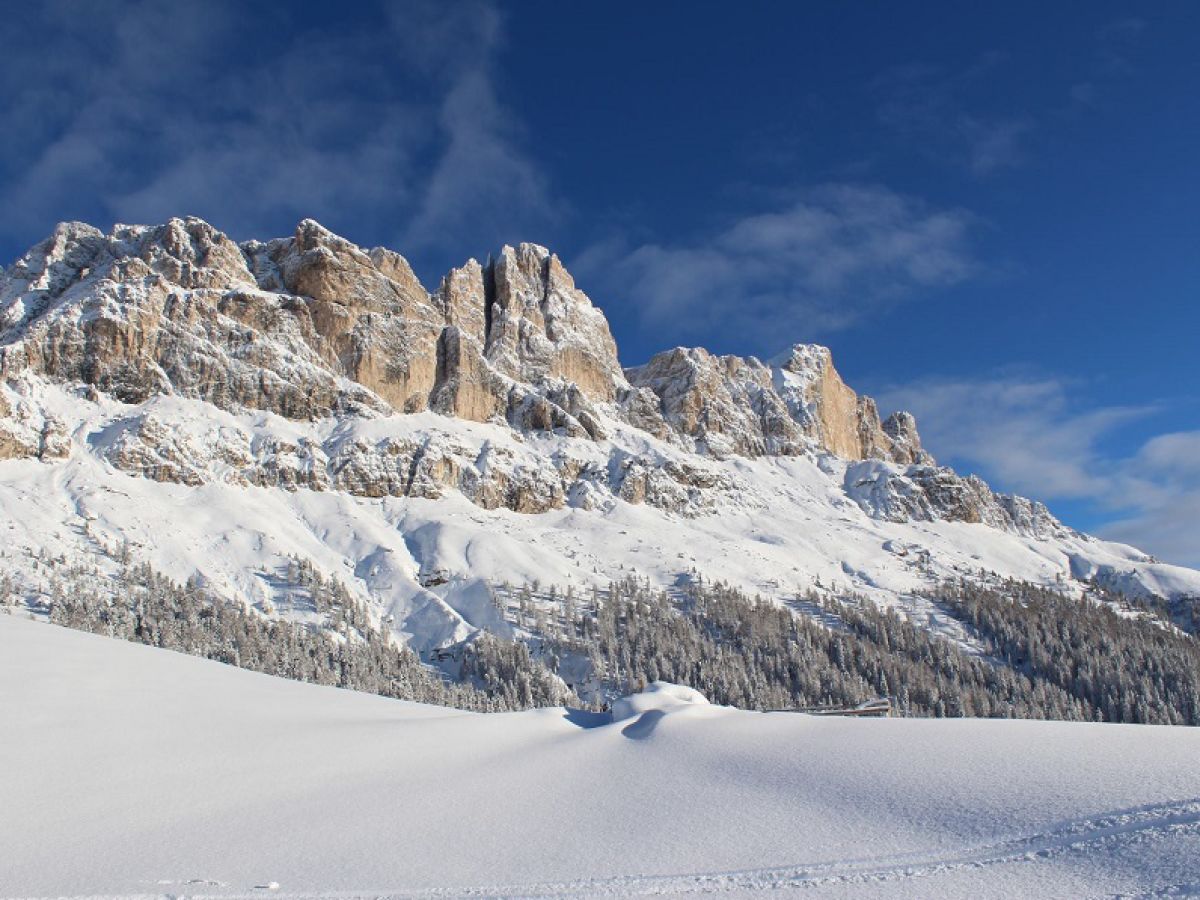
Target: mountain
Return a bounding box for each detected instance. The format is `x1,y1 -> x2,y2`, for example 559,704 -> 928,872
1,216 -> 1198,682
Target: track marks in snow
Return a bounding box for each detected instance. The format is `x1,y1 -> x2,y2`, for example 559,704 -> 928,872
418,798 -> 1200,896
95,799 -> 1200,898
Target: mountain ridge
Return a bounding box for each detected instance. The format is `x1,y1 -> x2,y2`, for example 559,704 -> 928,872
0,215 -> 1075,540
0,216 -> 923,464
1,215 -> 1197,663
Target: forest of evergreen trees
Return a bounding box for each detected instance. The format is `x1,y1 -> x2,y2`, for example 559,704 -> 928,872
931,578 -> 1200,725
531,577 -> 1088,719
29,557 -> 568,712
7,551 -> 1200,725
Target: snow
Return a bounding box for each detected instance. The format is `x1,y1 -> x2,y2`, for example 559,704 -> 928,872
2,377 -> 1200,661
3,614 -> 1200,898
609,679 -> 711,721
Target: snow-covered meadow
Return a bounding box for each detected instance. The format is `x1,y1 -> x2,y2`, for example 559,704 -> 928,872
4,613 -> 1199,898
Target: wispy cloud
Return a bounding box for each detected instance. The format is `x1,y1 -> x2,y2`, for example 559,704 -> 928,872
872,56 -> 1034,176
1102,432 -> 1200,567
574,183 -> 977,352
1096,17 -> 1147,75
874,372 -> 1200,568
0,0 -> 555,272
1068,17 -> 1148,109
399,63 -> 557,255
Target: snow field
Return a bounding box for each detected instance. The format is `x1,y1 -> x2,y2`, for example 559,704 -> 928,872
3,614 -> 1200,898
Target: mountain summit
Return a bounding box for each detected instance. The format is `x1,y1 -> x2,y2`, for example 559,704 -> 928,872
2,216 -> 923,465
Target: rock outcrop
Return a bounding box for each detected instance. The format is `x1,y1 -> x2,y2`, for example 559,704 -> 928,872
86,401 -> 737,518
842,459 -> 1059,537
0,378 -> 69,461
625,343 -> 926,465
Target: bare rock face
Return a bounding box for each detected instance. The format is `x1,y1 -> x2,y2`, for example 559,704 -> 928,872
882,411 -> 933,466
772,344 -> 903,462
243,219 -> 445,414
428,245 -> 625,439
427,259 -> 510,424
625,347 -> 806,458
6,215 -> 1071,538
486,244 -> 623,402
627,342 -> 927,464
842,459 -> 1061,537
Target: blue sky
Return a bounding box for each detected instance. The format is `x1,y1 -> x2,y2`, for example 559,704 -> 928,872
1,1 -> 1197,565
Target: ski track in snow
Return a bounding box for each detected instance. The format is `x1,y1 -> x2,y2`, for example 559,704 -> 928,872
26,795 -> 1200,900
468,800 -> 1200,896
247,798 -> 1200,898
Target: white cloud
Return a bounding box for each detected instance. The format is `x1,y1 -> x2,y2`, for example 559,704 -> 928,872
1101,432 -> 1200,567
874,373 -> 1200,568
0,0 -> 555,270
873,375 -> 1151,499
574,184 -> 976,349
872,57 -> 1034,177
1102,493 -> 1200,571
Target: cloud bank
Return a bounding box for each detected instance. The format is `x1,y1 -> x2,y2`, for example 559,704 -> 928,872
575,183 -> 977,351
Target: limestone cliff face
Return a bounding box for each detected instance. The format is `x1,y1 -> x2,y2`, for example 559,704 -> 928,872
881,411 -> 931,466
428,244 -> 619,438
625,343 -> 929,465
0,216 -> 920,464
487,244 -> 622,402
5,216 -> 1050,530
624,348 -> 806,458
244,219 -> 443,414
0,220 -> 625,438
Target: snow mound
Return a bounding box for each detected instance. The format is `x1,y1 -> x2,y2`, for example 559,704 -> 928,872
610,680 -> 711,722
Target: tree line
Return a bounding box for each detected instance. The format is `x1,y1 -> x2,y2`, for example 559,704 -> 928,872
8,551 -> 1200,724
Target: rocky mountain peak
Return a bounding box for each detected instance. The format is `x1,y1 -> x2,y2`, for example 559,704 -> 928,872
485,242 -> 624,403
624,340 -> 930,465
1,216 -> 1136,568
0,216 -> 927,466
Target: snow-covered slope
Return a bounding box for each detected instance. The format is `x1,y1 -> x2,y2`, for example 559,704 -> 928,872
4,613 -> 1200,898
1,216 -> 1198,657
4,377 -> 1199,654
